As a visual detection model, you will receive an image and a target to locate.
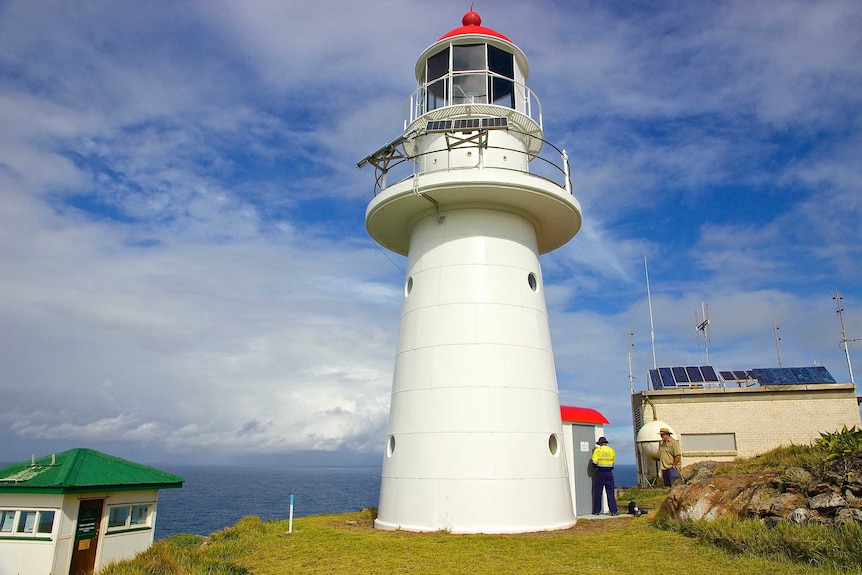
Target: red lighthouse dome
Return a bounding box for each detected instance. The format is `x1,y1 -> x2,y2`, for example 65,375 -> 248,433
438,10 -> 512,42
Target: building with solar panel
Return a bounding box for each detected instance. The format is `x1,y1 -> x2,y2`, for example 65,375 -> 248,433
631,365 -> 861,486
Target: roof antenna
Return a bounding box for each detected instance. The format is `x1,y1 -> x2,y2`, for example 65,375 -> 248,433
644,257 -> 657,370
773,321 -> 783,367
833,288 -> 859,384
627,327 -> 635,393
695,301 -> 711,364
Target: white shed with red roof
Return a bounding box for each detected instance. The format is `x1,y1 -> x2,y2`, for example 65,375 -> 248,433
560,406 -> 610,516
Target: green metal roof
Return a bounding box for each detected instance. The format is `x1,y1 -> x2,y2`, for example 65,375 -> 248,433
0,449 -> 184,494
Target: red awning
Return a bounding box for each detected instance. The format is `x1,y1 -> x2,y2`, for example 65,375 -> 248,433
560,405 -> 609,425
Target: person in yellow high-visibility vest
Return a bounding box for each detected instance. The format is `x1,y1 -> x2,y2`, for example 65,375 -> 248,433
591,436 -> 618,515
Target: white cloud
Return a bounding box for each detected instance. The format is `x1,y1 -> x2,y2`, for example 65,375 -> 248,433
1,0 -> 860,467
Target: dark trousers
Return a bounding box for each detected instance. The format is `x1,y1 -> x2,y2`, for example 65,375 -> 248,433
592,468 -> 617,514
663,467 -> 681,487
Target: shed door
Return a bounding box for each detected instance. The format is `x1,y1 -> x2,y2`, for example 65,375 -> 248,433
570,424 -> 597,516
69,499 -> 103,575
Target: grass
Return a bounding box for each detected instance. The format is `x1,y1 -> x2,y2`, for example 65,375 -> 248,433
102,508 -> 851,575
656,432 -> 862,574
103,432 -> 862,574
655,515 -> 862,574
712,444 -> 826,476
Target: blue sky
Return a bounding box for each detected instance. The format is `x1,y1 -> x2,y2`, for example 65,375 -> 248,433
1,0 -> 861,468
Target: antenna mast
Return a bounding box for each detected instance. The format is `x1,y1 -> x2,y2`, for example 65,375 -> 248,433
627,327 -> 635,393
833,288 -> 859,384
644,257 -> 657,370
773,321 -> 783,367
695,301 -> 711,364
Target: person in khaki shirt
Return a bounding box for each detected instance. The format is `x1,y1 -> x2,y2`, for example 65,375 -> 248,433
658,427 -> 681,486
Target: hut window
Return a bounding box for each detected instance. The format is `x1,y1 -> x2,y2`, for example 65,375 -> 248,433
0,509 -> 55,538
37,510 -> 55,534
0,510 -> 14,532
107,504 -> 151,532
17,511 -> 36,533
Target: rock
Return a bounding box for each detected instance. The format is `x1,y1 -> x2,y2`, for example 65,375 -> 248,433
659,472 -> 778,522
748,492 -> 808,519
835,508 -> 862,525
788,507 -> 810,524
683,461 -> 725,483
809,491 -> 847,511
660,460 -> 862,526
844,489 -> 862,508
778,467 -> 815,492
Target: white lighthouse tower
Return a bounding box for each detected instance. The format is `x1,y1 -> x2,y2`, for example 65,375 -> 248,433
358,11 -> 582,533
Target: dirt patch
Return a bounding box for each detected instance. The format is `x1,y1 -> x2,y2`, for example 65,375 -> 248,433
334,513 -> 636,536
567,516 -> 634,535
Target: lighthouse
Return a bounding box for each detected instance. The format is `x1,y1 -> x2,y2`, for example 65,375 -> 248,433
358,11 -> 582,533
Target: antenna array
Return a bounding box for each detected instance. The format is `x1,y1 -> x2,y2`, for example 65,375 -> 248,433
833,288 -> 859,384
695,301 -> 711,364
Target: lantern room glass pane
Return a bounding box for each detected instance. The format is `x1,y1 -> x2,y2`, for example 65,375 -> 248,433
427,48 -> 449,80
426,48 -> 449,111
488,45 -> 513,78
488,45 -> 515,107
454,73 -> 486,103
453,44 -> 485,71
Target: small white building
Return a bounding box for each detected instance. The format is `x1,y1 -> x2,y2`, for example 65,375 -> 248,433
0,448 -> 183,575
559,405 -> 609,517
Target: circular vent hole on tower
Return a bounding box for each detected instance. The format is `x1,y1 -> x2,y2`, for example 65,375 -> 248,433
528,272 -> 538,292
405,277 -> 413,297
548,434 -> 559,456
386,435 -> 396,457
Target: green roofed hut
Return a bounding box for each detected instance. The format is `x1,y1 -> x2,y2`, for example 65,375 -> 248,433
0,448 -> 183,575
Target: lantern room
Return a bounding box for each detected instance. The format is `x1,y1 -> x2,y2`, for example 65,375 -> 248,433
404,11 -> 538,130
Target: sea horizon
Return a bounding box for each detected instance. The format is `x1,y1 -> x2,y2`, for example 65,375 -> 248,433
154,463 -> 639,539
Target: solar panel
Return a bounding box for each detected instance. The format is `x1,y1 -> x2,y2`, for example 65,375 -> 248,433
719,370 -> 735,380
700,365 -> 719,382
658,367 -> 675,387
649,369 -> 662,390
426,120 -> 452,131
686,366 -> 705,383
482,117 -> 508,128
732,370 -> 749,380
426,118 -> 508,133
453,118 -> 481,130
753,367 -> 838,385
671,367 -> 689,383
804,366 -> 837,383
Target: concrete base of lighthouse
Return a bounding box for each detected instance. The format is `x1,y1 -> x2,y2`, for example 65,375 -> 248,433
373,208 -> 576,533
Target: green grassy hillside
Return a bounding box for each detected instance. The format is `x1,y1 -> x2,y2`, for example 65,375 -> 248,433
102,507 -> 850,575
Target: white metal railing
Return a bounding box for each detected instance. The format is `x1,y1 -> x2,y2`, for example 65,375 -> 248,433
369,129 -> 572,197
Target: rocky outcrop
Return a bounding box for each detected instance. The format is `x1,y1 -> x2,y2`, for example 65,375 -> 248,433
659,459 -> 862,526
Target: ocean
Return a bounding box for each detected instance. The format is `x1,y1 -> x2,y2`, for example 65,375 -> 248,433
154,464 -> 638,539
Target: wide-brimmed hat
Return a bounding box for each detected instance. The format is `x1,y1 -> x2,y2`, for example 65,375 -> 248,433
596,437 -> 609,445
659,428 -> 672,435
